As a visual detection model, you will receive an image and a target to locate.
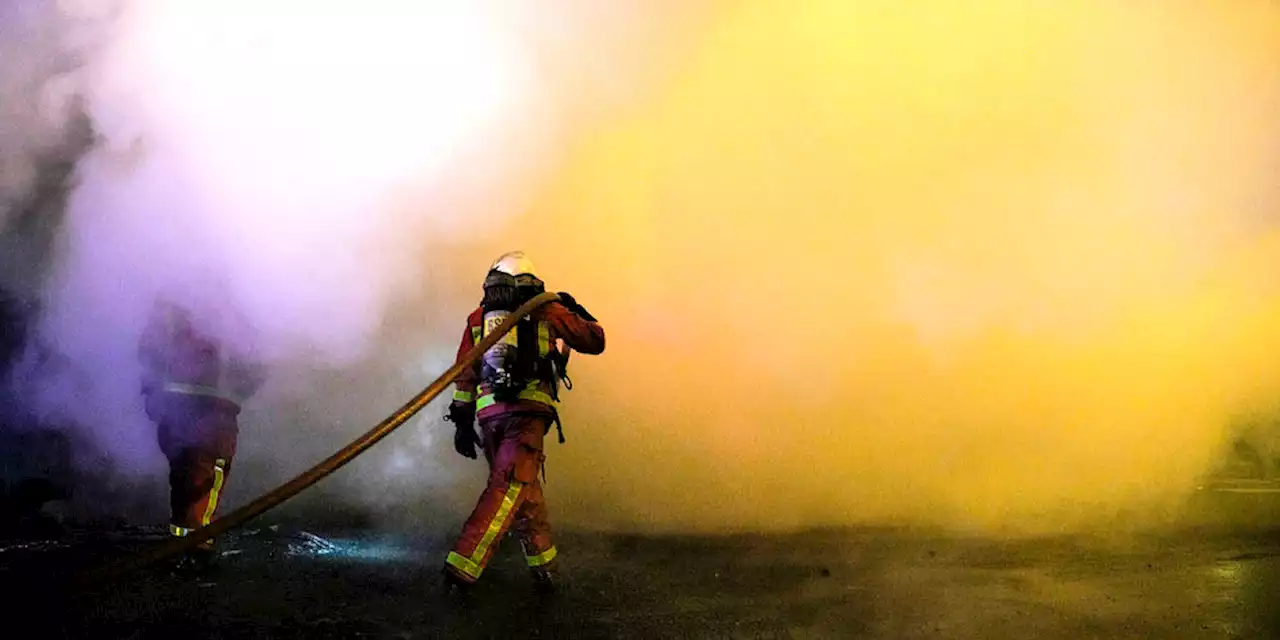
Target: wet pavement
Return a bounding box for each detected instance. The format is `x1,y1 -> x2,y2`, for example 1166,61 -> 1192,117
2,511 -> 1279,639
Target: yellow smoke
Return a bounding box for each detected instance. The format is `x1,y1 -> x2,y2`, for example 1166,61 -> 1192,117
471,1 -> 1280,534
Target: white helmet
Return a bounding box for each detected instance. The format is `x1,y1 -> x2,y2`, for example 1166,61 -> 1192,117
490,251 -> 538,279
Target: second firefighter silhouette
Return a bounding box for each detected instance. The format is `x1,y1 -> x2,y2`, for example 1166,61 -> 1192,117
138,297 -> 266,574
443,251 -> 605,593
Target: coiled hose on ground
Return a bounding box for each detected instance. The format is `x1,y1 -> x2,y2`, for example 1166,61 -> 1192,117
71,291 -> 561,591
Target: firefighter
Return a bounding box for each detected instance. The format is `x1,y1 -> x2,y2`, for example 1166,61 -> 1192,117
138,298 -> 266,575
442,251 -> 605,595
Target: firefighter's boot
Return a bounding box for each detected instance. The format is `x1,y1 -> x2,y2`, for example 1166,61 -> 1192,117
171,545 -> 218,578
531,566 -> 558,597
440,568 -> 475,605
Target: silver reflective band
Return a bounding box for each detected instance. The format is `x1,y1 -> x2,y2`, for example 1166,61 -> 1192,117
162,381 -> 240,405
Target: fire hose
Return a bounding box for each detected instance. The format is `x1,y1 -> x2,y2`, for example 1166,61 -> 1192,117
71,291 -> 561,591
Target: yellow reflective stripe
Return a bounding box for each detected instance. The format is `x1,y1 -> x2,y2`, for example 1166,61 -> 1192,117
446,551 -> 482,578
537,321 -> 550,356
453,390 -> 474,403
519,388 -> 554,405
170,524 -> 192,537
526,545 -> 558,567
162,382 -> 240,405
201,459 -> 227,527
476,388 -> 554,411
445,481 -> 524,579
471,326 -> 482,343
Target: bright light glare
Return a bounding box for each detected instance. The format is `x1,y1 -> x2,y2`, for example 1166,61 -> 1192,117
131,2 -> 525,214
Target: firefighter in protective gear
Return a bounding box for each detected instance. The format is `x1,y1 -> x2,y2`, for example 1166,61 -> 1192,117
442,251 -> 605,594
138,298 -> 266,574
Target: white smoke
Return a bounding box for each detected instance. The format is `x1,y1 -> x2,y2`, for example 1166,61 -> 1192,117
0,1 -> 101,296
1,0 -> 717,522
0,2 -> 71,231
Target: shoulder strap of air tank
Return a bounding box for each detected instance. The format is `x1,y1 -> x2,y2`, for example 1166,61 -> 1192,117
552,409 -> 565,445
516,315 -> 538,380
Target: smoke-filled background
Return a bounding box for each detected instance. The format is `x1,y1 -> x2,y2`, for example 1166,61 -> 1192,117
2,1 -> 1279,537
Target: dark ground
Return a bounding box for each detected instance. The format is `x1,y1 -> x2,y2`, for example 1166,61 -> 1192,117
2,488 -> 1280,640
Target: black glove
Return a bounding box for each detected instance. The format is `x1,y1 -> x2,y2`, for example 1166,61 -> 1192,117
556,292 -> 597,322
444,401 -> 479,459
453,426 -> 480,460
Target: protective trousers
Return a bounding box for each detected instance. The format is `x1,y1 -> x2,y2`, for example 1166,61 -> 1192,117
445,412 -> 557,583
149,391 -> 240,548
